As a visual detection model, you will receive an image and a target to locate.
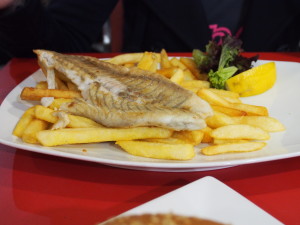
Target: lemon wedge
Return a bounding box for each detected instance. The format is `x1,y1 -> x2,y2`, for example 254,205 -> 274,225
225,62 -> 276,97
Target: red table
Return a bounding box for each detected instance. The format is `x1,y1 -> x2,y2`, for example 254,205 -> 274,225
0,52 -> 299,225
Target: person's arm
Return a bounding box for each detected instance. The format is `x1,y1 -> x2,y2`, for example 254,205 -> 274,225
0,0 -> 118,60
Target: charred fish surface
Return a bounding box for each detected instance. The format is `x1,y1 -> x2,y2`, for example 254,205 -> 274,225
34,50 -> 213,130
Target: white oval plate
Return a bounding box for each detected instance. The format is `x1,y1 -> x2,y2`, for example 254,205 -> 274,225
0,60 -> 299,172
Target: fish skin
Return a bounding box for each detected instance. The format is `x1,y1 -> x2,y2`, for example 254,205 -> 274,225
34,50 -> 213,130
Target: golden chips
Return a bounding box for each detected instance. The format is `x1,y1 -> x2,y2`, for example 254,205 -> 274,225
13,50 -> 284,159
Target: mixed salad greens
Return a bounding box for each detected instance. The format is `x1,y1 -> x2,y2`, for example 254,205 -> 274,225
193,36 -> 258,89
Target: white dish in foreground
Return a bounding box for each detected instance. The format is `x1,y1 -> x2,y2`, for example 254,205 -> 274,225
0,60 -> 300,172
101,176 -> 283,225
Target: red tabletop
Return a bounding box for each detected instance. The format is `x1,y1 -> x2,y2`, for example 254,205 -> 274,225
0,52 -> 299,225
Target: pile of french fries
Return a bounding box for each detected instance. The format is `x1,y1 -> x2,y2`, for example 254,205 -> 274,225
13,50 -> 285,161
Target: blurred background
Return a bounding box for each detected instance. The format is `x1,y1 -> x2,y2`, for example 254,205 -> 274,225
0,0 -> 299,67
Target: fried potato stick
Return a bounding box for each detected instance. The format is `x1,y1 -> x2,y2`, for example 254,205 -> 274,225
229,103 -> 269,116
199,126 -> 213,143
20,87 -> 81,101
106,53 -> 160,65
213,139 -> 249,144
22,119 -> 49,144
13,106 -> 36,137
207,112 -> 285,132
208,88 -> 240,99
156,67 -> 178,78
36,81 -> 48,89
170,69 -> 184,84
48,98 -> 73,109
143,137 -> 187,144
137,52 -> 156,71
172,130 -> 204,146
180,80 -> 210,89
211,105 -> 246,117
197,88 -> 231,107
116,140 -> 195,160
206,111 -> 243,128
201,142 -> 266,155
211,124 -> 270,140
179,57 -> 204,80
160,49 -> 172,69
232,116 -> 285,132
34,105 -> 102,128
37,127 -> 173,146
183,69 -> 196,80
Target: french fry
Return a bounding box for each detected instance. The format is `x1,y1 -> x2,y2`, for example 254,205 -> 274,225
34,105 -> 58,123
143,137 -> 187,144
180,80 -> 210,89
169,58 -> 196,80
20,87 -> 81,101
170,57 -> 187,70
179,57 -> 206,80
229,116 -> 285,132
37,127 -> 173,147
48,98 -> 73,109
213,139 -> 249,144
22,119 -> 49,144
13,106 -> 36,137
206,111 -> 284,132
200,126 -> 213,143
106,53 -> 144,65
137,52 -> 155,71
156,67 -> 178,78
36,81 -> 48,89
197,89 -> 268,116
172,130 -> 204,146
211,105 -> 247,117
116,140 -> 195,160
211,124 -> 270,140
160,49 -> 172,68
183,69 -> 196,80
222,96 -> 242,104
208,88 -> 241,103
205,111 -> 231,128
201,142 -> 266,155
197,88 -> 231,107
123,63 -> 136,68
34,105 -> 102,128
229,103 -> 269,116
170,69 -> 184,84
208,88 -> 240,99
149,53 -> 160,72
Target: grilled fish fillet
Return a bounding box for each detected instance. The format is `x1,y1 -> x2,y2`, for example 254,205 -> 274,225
34,50 -> 213,130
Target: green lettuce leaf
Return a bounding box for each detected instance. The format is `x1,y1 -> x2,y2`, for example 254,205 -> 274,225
193,35 -> 258,89
208,66 -> 238,89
